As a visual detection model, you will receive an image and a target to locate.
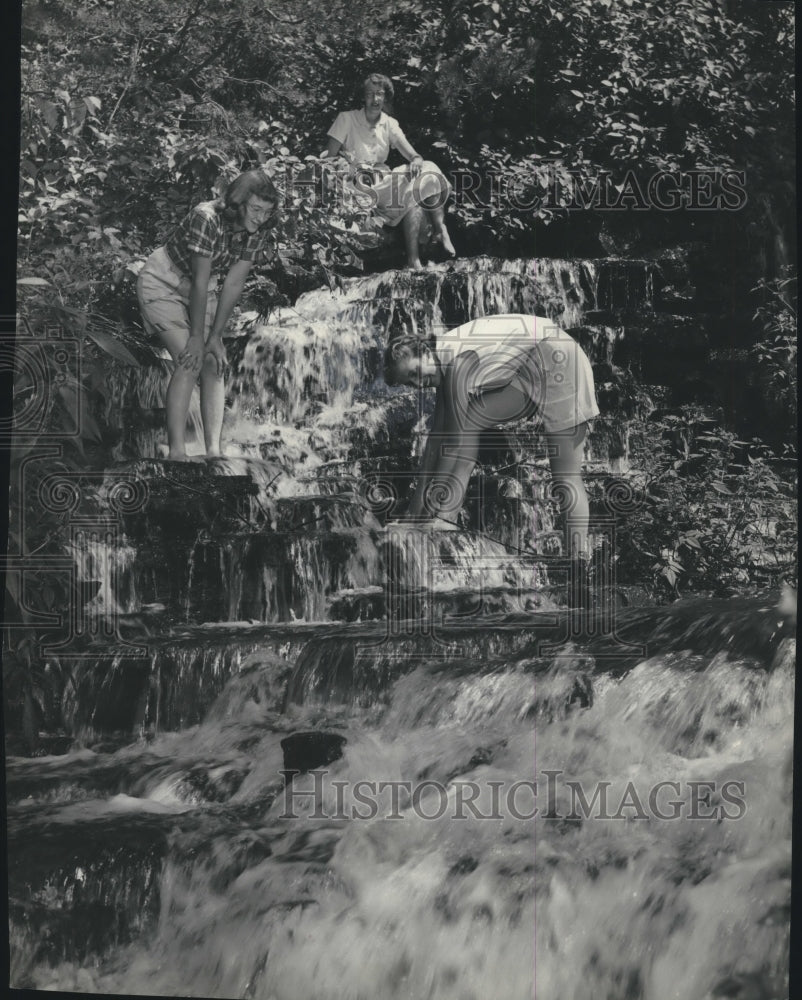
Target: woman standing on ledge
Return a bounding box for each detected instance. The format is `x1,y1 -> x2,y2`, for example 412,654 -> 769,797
325,73 -> 455,270
384,313 -> 600,605
137,170 -> 279,461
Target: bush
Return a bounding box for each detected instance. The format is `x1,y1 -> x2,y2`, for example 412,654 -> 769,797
750,271 -> 797,445
609,409 -> 797,599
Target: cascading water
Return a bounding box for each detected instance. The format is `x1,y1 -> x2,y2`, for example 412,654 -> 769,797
7,257 -> 793,998
8,603 -> 794,998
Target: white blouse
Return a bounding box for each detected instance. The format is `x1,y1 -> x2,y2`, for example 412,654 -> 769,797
327,109 -> 408,165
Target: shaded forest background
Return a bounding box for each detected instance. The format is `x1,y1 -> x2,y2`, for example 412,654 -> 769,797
17,0 -> 795,291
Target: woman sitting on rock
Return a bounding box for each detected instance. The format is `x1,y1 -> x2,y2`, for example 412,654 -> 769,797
325,73 -> 455,270
384,314 -> 600,605
137,170 -> 278,461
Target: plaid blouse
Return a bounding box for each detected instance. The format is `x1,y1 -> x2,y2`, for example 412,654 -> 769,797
164,201 -> 271,277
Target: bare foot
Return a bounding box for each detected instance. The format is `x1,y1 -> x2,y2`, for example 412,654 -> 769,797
407,258 -> 424,270
438,226 -> 456,257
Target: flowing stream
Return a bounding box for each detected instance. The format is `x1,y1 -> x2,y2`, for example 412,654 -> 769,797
7,258 -> 793,999
7,603 -> 794,999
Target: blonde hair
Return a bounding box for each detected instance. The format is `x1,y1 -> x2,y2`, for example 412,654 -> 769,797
221,170 -> 279,225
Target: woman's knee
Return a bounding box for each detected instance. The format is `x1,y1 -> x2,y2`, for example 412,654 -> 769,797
550,476 -> 587,518
156,325 -> 192,364
201,354 -> 224,379
546,423 -> 588,474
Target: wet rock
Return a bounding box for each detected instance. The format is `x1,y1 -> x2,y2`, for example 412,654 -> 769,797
280,731 -> 347,780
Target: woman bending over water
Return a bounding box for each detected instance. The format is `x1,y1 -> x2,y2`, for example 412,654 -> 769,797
137,170 -> 278,460
326,73 -> 454,270
385,314 -> 600,602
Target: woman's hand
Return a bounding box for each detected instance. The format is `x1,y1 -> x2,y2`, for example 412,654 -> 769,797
408,155 -> 424,179
205,335 -> 227,377
351,161 -> 378,184
178,335 -> 204,373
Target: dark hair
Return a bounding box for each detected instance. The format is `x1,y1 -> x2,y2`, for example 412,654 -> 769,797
384,335 -> 430,386
362,73 -> 395,102
221,170 -> 280,225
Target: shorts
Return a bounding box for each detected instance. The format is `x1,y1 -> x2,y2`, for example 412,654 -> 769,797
527,334 -> 600,434
452,326 -> 600,435
136,246 -> 218,345
348,161 -> 452,227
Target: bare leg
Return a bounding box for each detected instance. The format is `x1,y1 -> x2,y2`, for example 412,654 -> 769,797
157,325 -> 199,461
422,192 -> 455,257
200,355 -> 225,456
401,205 -> 424,269
545,423 -> 590,558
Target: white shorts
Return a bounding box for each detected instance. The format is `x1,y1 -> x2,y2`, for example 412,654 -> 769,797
136,246 -> 218,343
445,318 -> 600,434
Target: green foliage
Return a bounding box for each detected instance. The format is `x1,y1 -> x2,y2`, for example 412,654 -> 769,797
750,271 -> 797,443
612,410 -> 797,599
19,0 -> 795,264
316,0 -> 795,246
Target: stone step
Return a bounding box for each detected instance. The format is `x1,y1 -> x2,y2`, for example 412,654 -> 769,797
36,591 -> 790,740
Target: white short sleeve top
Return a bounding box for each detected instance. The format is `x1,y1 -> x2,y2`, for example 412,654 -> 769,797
327,109 -> 407,165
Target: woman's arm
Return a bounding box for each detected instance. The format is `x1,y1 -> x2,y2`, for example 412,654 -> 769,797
326,136 -> 346,159
180,254 -> 213,372
325,112 -> 353,162
394,133 -> 421,163
391,127 -> 423,177
408,384 -> 448,516
205,259 -> 252,375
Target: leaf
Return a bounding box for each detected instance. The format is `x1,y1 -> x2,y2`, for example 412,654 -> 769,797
37,98 -> 58,129
85,329 -> 141,367
17,276 -> 52,287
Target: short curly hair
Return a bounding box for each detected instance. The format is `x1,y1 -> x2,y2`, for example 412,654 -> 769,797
362,73 -> 395,101
384,334 -> 430,386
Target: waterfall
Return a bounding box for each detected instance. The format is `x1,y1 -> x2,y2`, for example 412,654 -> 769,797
8,253 -> 792,999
